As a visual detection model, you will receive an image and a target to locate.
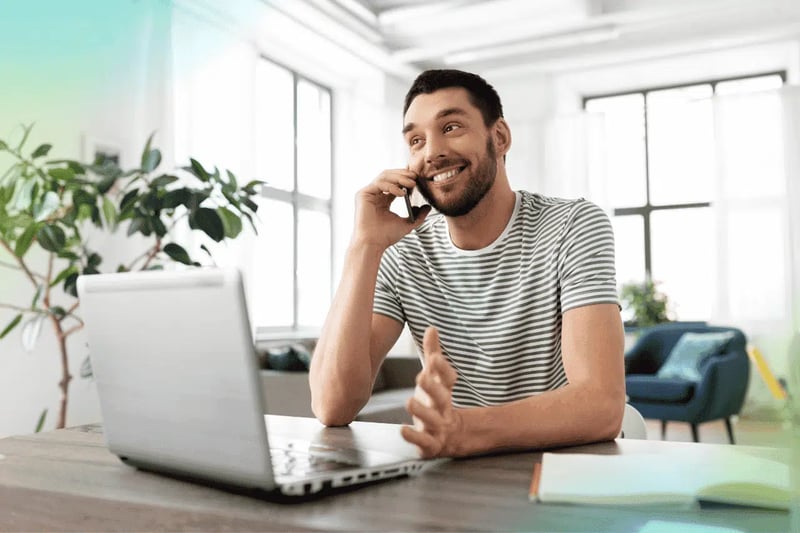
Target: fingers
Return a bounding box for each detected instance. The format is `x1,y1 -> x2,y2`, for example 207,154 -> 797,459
422,326 -> 457,387
415,371 -> 451,411
400,425 -> 441,459
368,169 -> 418,198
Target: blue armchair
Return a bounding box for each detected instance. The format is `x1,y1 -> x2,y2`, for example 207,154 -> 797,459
624,323 -> 749,443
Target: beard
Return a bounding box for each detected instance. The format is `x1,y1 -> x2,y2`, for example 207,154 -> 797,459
416,138 -> 497,217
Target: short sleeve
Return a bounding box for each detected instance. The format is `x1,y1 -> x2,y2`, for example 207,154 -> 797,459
373,246 -> 406,324
557,200 -> 619,312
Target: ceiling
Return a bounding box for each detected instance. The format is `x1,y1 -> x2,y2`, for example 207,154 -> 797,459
274,0 -> 800,77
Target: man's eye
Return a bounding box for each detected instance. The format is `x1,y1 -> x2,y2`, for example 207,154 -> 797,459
409,137 -> 422,146
444,124 -> 461,133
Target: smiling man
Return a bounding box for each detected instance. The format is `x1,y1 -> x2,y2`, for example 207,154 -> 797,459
309,69 -> 625,458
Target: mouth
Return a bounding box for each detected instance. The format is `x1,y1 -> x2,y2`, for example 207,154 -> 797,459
427,165 -> 468,183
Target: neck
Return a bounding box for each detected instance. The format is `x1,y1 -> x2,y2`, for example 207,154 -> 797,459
445,171 -> 516,250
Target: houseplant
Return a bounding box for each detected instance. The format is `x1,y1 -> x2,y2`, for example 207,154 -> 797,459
0,125 -> 263,430
619,279 -> 670,328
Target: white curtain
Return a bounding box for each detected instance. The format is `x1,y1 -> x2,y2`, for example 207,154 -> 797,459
535,86 -> 800,411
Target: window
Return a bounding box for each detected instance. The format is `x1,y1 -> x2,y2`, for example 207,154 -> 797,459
251,58 -> 333,330
585,72 -> 785,320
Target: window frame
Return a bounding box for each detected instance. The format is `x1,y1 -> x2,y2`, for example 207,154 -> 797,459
257,55 -> 335,331
582,70 -> 786,279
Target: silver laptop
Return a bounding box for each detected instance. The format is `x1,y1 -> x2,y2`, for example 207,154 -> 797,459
77,268 -> 439,498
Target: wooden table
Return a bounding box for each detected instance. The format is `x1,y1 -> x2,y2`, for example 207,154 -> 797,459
0,416 -> 790,532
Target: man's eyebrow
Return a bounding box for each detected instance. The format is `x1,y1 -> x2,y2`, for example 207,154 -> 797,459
402,107 -> 469,135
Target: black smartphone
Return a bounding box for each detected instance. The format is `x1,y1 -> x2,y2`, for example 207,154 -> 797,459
402,186 -> 415,222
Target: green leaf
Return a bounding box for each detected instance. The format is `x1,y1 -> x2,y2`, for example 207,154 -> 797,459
142,148 -> 162,173
119,188 -> 139,212
126,217 -> 148,237
217,206 -> 242,238
241,197 -> 258,213
47,167 -> 75,182
50,265 -> 77,288
226,170 -> 240,189
102,196 -> 117,230
163,243 -> 192,265
33,191 -> 60,222
0,314 -> 22,339
97,174 -> 117,194
36,224 -> 66,252
151,216 -> 167,237
242,179 -> 265,194
87,252 -> 102,268
10,178 -> 35,212
31,284 -> 43,309
140,132 -> 155,169
35,409 -> 47,433
49,306 -> 67,319
149,174 -> 178,190
188,158 -> 210,182
189,207 -> 224,242
0,139 -> 7,151
162,188 -> 190,209
14,224 -> 38,257
64,272 -> 79,297
31,143 -> 52,159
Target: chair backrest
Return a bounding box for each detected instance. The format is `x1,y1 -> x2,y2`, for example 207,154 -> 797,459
630,323 -> 746,373
619,404 -> 647,439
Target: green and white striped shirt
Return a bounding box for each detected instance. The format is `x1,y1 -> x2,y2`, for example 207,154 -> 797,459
374,191 -> 618,407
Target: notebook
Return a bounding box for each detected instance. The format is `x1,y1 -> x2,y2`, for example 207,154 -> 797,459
77,268 -> 442,498
530,449 -> 790,510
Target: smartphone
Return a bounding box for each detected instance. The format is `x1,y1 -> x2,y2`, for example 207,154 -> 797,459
402,186 -> 415,222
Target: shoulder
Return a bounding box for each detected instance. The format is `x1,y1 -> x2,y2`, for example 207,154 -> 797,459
517,191 -> 607,225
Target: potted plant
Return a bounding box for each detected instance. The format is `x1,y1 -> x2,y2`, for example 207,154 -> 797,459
619,279 -> 670,328
0,125 -> 263,430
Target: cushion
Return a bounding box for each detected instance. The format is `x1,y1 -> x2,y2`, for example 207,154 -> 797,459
626,375 -> 696,402
656,331 -> 735,381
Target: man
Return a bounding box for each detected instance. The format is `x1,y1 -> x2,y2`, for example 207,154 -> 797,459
309,69 -> 625,459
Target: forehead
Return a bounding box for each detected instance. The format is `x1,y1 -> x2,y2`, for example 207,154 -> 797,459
403,87 -> 481,128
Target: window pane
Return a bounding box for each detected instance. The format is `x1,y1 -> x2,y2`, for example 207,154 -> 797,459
647,85 -> 714,205
585,94 -> 647,206
251,199 -> 294,327
715,91 -> 784,199
255,60 -> 294,191
715,75 -> 783,96
726,209 -> 787,321
296,80 -> 331,199
611,215 -> 645,287
651,208 -> 716,321
297,209 -> 331,327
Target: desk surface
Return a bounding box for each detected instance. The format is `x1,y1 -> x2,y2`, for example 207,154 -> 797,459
0,415 -> 790,532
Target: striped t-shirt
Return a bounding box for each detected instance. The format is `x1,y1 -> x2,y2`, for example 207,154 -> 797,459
373,191 -> 618,408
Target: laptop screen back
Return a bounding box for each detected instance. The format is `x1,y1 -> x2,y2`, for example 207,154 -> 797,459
77,269 -> 275,489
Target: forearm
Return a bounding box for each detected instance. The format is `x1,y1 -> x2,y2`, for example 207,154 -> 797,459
309,241 -> 385,425
453,383 -> 625,456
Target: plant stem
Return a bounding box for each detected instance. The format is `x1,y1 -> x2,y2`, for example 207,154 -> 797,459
140,238 -> 162,270
0,303 -> 47,314
42,252 -> 71,429
0,239 -> 40,287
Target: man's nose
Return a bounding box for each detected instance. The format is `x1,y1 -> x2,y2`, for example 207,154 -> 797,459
424,135 -> 447,164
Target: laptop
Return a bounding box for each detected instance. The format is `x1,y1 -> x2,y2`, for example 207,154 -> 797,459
77,268 -> 440,498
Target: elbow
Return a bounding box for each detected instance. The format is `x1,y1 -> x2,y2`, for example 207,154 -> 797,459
311,397 -> 357,427
591,388 -> 626,442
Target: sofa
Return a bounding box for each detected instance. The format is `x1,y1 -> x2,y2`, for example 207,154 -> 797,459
257,338 -> 420,424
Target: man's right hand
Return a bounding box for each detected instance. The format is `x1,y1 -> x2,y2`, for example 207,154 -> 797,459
353,169 -> 431,250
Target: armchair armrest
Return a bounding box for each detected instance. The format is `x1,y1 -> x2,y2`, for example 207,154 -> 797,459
687,349 -> 749,421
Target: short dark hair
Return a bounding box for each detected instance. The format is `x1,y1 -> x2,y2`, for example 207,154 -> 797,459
403,69 -> 504,127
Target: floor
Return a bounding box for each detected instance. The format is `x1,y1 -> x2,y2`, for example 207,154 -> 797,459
644,416 -> 793,448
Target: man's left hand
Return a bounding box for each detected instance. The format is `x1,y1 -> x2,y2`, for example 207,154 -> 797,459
401,326 -> 464,458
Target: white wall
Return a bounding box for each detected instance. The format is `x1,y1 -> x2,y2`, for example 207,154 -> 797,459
0,0 -> 173,437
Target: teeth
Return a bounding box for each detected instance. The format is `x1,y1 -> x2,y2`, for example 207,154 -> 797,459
432,168 -> 460,182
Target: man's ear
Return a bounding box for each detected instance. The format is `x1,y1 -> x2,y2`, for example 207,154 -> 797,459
492,118 -> 512,158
